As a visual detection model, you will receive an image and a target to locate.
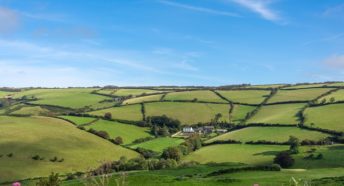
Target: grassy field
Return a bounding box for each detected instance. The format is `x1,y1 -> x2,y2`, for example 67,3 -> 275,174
145,102 -> 230,124
58,116 -> 97,126
216,90 -> 270,104
98,88 -> 166,96
183,144 -> 288,164
249,84 -> 286,89
322,89 -> 344,102
89,104 -> 143,121
230,104 -> 256,123
129,137 -> 185,153
85,120 -> 152,145
164,90 -> 227,103
0,116 -> 138,182
268,88 -> 333,103
0,91 -> 14,98
12,88 -> 109,109
205,126 -> 330,143
247,103 -> 305,124
122,94 -> 163,105
10,106 -> 49,116
304,104 -> 344,132
282,83 -> 332,89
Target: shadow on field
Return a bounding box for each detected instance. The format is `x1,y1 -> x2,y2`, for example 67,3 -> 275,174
253,151 -> 280,156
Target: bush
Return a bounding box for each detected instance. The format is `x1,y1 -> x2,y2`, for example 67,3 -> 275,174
273,151 -> 295,168
135,147 -> 159,159
50,156 -> 58,162
36,172 -> 60,186
104,112 -> 112,120
7,153 -> 13,157
161,147 -> 182,161
113,136 -> 124,145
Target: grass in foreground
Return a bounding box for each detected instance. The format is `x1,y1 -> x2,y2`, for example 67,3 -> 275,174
304,104 -> 344,132
183,144 -> 288,164
164,90 -> 227,103
205,126 -> 330,143
0,116 -> 138,182
247,103 -> 305,124
145,102 -> 230,125
268,88 -> 333,103
216,90 -> 270,104
89,104 -> 143,121
85,120 -> 152,145
129,137 -> 185,153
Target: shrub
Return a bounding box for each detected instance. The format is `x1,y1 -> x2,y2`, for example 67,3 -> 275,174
113,136 -> 124,145
316,153 -> 324,160
273,151 -> 295,168
104,112 -> 112,120
32,155 -> 41,160
36,172 -> 60,186
161,147 -> 182,161
50,156 -> 58,162
135,148 -> 159,159
7,153 -> 13,157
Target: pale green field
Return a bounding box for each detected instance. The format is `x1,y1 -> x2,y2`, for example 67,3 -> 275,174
10,106 -> 49,116
58,116 -> 97,126
247,103 -> 305,124
249,84 -> 286,89
304,104 -> 344,132
129,137 -> 185,153
322,89 -> 344,102
216,90 -> 270,104
268,88 -> 333,103
85,120 -> 152,145
206,127 -> 330,143
231,104 -> 256,123
282,83 -> 332,89
145,102 -> 230,124
0,116 -> 138,182
0,91 -> 14,98
89,104 -> 143,121
164,90 -> 227,103
184,144 -> 288,164
122,94 -> 163,105
12,88 -> 109,109
98,89 -> 166,96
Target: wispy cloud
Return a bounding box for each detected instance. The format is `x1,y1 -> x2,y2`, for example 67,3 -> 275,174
323,54 -> 344,69
158,0 -> 239,17
323,3 -> 344,18
230,0 -> 280,22
303,32 -> 344,46
0,7 -> 20,34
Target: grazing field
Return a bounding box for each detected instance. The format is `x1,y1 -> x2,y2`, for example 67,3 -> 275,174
0,116 -> 138,182
282,83 -> 331,89
321,89 -> 344,102
164,90 -> 227,103
89,104 -> 143,121
0,91 -> 14,97
145,102 -> 230,124
231,104 -> 256,123
85,120 -> 152,145
122,94 -> 163,105
12,88 -> 109,109
268,88 -> 333,103
10,106 -> 49,116
183,144 -> 288,164
216,90 -> 270,104
129,137 -> 185,153
205,127 -> 330,143
249,84 -> 286,89
58,116 -> 97,126
98,88 -> 166,96
304,104 -> 344,132
247,103 -> 305,124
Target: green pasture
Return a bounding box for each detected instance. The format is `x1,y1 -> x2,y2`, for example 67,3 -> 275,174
282,83 -> 332,89
122,94 -> 163,105
268,88 -> 333,103
85,119 -> 152,145
129,137 -> 185,153
216,90 -> 270,104
164,90 -> 227,103
0,116 -> 138,182
230,104 -> 256,123
10,106 -> 49,116
98,88 -> 166,96
58,115 -> 97,126
89,104 -> 143,121
322,89 -> 344,102
247,103 -> 305,124
304,104 -> 344,132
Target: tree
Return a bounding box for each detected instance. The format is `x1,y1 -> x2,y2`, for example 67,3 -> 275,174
36,172 -> 60,186
104,112 -> 112,120
161,147 -> 181,161
321,99 -> 326,105
288,136 -> 300,154
273,151 -> 295,168
158,125 -> 170,137
330,97 -> 335,103
113,136 -> 123,145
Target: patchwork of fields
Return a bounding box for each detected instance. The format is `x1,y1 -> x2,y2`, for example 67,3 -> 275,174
0,83 -> 343,184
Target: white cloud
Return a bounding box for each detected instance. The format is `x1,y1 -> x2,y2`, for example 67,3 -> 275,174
230,0 -> 280,22
158,0 -> 239,17
323,55 -> 344,68
0,7 -> 19,33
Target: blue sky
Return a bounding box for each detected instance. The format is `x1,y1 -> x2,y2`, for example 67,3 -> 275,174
0,0 -> 344,87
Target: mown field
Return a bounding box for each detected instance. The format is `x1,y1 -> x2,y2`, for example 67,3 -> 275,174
163,90 -> 227,103
205,126 -> 330,143
247,103 -> 305,124
122,94 -> 163,105
216,90 -> 270,104
304,104 -> 344,132
267,88 -> 333,103
84,119 -> 152,145
0,116 -> 138,182
89,104 -> 143,121
129,137 -> 185,153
